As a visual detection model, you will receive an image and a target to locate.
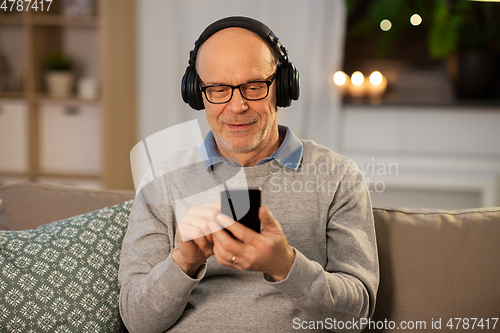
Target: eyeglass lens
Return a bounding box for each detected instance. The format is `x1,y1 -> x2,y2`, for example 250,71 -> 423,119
205,81 -> 269,103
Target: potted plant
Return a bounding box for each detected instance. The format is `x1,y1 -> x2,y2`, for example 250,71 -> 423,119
428,0 -> 500,99
45,52 -> 74,97
346,0 -> 500,99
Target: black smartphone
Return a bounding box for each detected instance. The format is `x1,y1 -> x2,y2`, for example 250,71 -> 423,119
220,188 -> 261,237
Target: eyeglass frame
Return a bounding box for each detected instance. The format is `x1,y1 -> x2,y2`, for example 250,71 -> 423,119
200,72 -> 277,104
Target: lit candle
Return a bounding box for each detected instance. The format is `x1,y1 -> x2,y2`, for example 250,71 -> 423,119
333,71 -> 349,95
348,71 -> 365,98
367,71 -> 387,97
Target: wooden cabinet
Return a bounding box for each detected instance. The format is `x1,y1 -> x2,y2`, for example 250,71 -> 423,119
0,100 -> 29,172
39,102 -> 101,174
0,0 -> 136,190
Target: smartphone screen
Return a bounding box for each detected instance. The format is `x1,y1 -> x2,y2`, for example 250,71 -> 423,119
220,188 -> 261,236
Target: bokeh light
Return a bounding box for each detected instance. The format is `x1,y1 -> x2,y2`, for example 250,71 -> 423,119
369,71 -> 383,86
410,14 -> 422,26
351,71 -> 364,86
380,19 -> 392,31
333,71 -> 347,86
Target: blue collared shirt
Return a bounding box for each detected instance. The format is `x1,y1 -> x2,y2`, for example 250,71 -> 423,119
199,125 -> 303,171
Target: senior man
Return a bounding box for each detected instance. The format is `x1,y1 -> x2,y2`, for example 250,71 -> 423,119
119,17 -> 379,333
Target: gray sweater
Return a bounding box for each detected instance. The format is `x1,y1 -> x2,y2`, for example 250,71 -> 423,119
118,140 -> 379,332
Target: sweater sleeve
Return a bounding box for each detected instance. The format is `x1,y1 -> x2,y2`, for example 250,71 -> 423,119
267,162 -> 379,332
118,182 -> 206,333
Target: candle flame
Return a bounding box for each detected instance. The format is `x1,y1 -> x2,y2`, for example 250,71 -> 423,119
333,71 -> 347,86
351,71 -> 364,86
369,71 -> 383,86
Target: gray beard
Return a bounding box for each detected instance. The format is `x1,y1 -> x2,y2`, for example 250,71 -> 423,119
215,114 -> 277,155
215,130 -> 262,154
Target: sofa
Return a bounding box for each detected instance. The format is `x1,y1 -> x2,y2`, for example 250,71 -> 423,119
1,182 -> 499,332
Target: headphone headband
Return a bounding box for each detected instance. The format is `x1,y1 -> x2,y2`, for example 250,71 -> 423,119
188,16 -> 288,68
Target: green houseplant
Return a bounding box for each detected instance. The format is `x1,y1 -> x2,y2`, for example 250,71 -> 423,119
346,0 -> 500,99
45,52 -> 74,97
429,0 -> 500,99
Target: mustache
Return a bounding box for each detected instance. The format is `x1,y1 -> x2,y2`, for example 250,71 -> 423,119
219,115 -> 258,124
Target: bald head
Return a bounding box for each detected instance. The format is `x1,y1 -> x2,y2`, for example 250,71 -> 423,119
196,27 -> 278,85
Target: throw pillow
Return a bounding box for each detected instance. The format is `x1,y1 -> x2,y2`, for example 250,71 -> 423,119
0,200 -> 133,333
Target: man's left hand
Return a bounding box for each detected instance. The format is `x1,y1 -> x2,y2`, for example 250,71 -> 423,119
208,205 -> 295,281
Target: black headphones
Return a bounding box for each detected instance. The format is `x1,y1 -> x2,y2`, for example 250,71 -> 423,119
181,16 -> 300,110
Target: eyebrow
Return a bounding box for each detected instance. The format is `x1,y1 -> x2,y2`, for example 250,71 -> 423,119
201,73 -> 275,86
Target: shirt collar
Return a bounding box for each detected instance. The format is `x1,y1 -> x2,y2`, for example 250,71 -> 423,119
199,125 -> 303,171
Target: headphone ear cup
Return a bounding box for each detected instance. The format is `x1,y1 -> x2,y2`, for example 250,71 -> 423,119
289,63 -> 300,101
182,68 -> 205,110
276,64 -> 291,108
190,69 -> 205,110
275,62 -> 300,108
181,69 -> 191,104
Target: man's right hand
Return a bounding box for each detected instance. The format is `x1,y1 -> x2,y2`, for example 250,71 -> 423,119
171,201 -> 224,277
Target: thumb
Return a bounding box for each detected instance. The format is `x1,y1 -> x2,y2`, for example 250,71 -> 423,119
259,205 -> 280,232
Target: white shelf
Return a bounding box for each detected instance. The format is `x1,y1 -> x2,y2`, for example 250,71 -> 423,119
340,105 -> 500,209
341,105 -> 500,155
0,1 -> 137,190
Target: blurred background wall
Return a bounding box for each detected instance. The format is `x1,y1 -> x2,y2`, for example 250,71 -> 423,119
1,0 -> 499,210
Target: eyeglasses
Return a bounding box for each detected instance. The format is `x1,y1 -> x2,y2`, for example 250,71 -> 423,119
200,73 -> 276,104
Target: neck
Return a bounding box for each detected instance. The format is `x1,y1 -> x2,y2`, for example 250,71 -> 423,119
217,128 -> 283,167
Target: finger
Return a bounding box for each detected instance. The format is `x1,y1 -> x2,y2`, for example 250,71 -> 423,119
178,222 -> 205,242
209,220 -> 246,257
187,205 -> 220,221
192,236 -> 214,255
212,238 -> 230,266
212,237 -> 238,267
214,212 -> 236,229
209,220 -> 235,244
207,219 -> 224,234
181,215 -> 213,237
205,232 -> 213,245
217,213 -> 261,243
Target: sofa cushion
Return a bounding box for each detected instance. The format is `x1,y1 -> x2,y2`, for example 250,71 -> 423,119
0,182 -> 135,231
368,206 -> 500,332
0,200 -> 133,332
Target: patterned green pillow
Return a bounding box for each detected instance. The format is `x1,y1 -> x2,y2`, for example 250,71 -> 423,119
0,200 -> 133,333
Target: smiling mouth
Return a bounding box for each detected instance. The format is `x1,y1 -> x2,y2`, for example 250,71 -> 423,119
226,123 -> 253,130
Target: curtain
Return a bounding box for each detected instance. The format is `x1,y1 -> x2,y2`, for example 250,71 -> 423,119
137,0 -> 346,150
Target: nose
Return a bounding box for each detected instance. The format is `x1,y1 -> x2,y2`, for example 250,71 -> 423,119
226,87 -> 248,113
